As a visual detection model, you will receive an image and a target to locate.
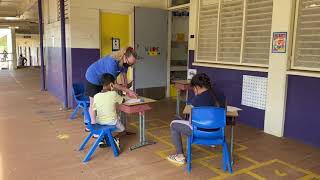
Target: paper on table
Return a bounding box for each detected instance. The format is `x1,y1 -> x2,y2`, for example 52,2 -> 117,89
227,106 -> 242,112
125,98 -> 144,104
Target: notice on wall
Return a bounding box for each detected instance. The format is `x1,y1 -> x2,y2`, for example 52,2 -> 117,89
187,69 -> 197,80
145,46 -> 160,56
112,38 -> 120,51
272,32 -> 287,53
241,75 -> 268,110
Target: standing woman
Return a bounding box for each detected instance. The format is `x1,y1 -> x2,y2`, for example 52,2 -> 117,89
85,47 -> 138,123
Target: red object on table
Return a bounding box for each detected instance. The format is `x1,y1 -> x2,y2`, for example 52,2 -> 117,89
118,104 -> 152,114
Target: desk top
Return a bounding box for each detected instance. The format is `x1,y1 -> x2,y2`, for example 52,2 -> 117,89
123,96 -> 157,106
173,80 -> 190,85
182,105 -> 242,117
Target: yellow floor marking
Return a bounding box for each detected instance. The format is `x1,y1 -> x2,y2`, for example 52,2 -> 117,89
197,160 -> 226,176
130,122 -> 320,180
246,171 -> 266,180
57,134 -> 69,140
275,169 -> 287,177
234,152 -> 260,164
215,159 -> 278,179
234,143 -> 248,152
298,174 -> 320,180
274,159 -> 316,175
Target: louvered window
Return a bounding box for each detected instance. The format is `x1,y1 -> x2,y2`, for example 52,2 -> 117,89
197,0 -> 219,61
57,0 -> 70,20
243,0 -> 273,65
293,0 -> 320,70
196,0 -> 273,66
218,0 -> 243,63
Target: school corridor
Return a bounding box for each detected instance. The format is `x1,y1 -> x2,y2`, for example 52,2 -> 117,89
0,68 -> 318,180
1,0 -> 320,179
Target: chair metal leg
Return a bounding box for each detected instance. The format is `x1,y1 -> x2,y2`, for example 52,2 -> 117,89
69,104 -> 81,120
79,132 -> 93,151
83,132 -> 104,163
187,136 -> 192,172
223,142 -> 233,174
222,144 -> 227,171
106,130 -> 119,157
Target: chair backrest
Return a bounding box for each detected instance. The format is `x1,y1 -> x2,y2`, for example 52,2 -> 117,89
191,107 -> 226,140
72,83 -> 85,100
82,105 -> 93,130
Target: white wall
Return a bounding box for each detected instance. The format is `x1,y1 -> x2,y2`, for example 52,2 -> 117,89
69,7 -> 100,49
69,0 -> 167,49
0,29 -> 15,69
16,34 -> 40,66
43,0 -> 71,48
264,0 -> 294,137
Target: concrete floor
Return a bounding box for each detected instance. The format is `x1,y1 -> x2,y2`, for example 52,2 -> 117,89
0,69 -> 319,180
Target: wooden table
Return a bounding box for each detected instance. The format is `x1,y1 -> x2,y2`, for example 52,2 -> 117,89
118,97 -> 157,151
173,80 -> 190,119
183,105 -> 242,164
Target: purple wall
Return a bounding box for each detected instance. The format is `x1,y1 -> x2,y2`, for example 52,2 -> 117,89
188,50 -> 267,129
71,48 -> 100,84
285,75 -> 320,147
45,47 -> 100,107
45,47 -> 64,102
70,48 -> 100,107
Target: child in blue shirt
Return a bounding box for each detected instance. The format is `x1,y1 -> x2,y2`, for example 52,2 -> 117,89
167,73 -> 226,165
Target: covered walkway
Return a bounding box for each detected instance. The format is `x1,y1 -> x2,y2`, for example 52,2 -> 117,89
0,69 -> 319,180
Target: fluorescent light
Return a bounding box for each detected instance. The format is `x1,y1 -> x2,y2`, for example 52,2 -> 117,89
307,3 -> 320,8
7,26 -> 19,29
4,17 -> 19,20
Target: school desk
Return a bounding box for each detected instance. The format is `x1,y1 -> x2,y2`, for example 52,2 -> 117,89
173,80 -> 191,119
183,105 -> 242,164
118,97 -> 157,151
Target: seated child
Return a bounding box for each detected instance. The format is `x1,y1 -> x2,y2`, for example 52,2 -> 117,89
167,73 -> 226,165
92,73 -> 125,149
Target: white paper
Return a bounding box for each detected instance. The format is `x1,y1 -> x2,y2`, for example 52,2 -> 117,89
241,75 -> 267,110
125,98 -> 143,104
187,69 -> 197,80
227,106 -> 242,112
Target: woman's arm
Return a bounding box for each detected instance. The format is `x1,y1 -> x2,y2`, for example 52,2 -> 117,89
114,84 -> 138,98
121,73 -> 128,88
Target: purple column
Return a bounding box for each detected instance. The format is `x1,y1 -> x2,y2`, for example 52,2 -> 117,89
38,0 -> 46,91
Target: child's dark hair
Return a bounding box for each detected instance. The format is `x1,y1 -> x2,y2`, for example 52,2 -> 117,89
101,73 -> 115,87
190,73 -> 222,107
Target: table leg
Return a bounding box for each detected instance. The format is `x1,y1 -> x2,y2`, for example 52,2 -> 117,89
129,112 -> 156,151
121,111 -> 135,136
139,112 -> 143,143
176,90 -> 181,119
142,112 -> 145,142
230,117 -> 235,165
186,89 -> 189,105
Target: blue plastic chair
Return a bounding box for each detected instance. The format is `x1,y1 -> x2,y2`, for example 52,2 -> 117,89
69,83 -> 90,120
187,107 -> 232,174
79,106 -> 119,163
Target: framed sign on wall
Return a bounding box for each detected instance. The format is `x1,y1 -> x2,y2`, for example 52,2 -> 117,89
272,32 -> 287,53
112,38 -> 120,51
